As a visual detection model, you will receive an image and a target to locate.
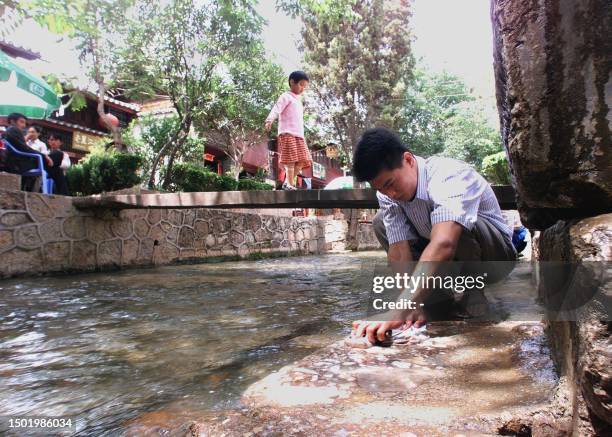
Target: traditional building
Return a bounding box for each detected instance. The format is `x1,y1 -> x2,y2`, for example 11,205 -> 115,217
37,91 -> 139,161
138,96 -> 345,188
0,40 -> 139,162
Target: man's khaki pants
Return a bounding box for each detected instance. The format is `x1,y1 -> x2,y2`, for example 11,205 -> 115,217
372,211 -> 517,318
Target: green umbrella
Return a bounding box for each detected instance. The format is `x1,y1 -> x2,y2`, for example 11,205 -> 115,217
0,50 -> 61,118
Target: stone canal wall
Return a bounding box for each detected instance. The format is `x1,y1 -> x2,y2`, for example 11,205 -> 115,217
0,189 -> 380,278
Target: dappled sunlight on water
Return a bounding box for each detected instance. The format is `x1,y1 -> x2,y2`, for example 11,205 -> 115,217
0,252 -> 383,435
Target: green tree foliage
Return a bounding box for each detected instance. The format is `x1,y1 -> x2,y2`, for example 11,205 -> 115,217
398,68 -> 503,172
45,74 -> 88,113
66,145 -> 143,195
2,0 -> 136,149
277,0 -> 414,164
398,69 -> 473,157
439,105 -> 504,171
123,115 -> 205,188
0,1 -> 80,38
481,151 -> 512,185
119,0 -> 267,188
196,44 -> 286,180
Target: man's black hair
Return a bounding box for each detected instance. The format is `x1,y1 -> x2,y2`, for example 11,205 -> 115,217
30,125 -> 42,134
352,127 -> 410,182
48,133 -> 62,141
7,113 -> 27,124
289,70 -> 309,85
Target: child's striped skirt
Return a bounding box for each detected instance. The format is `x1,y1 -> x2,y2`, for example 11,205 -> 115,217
278,133 -> 312,169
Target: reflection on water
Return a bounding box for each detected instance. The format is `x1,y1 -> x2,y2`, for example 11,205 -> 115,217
0,252 -> 383,435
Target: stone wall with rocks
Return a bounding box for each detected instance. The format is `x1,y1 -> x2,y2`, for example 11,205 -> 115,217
534,214 -> 611,434
491,0 -> 611,230
0,189 -> 380,279
0,172 -> 20,191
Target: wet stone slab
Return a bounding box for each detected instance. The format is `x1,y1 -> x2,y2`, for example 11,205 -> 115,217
127,321 -> 559,436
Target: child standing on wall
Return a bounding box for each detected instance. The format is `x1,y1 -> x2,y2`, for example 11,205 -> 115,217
265,70 -> 312,190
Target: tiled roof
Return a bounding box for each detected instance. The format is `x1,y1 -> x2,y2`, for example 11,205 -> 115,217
44,118 -> 107,136
63,86 -> 141,112
142,107 -> 176,116
0,41 -> 41,60
104,95 -> 140,112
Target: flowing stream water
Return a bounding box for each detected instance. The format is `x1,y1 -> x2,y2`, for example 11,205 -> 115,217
0,252 -> 383,435
0,251 -> 554,435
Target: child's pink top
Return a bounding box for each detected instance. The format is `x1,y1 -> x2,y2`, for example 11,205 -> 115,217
266,91 -> 304,139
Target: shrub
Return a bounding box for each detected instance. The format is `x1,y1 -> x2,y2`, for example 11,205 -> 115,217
482,151 -> 512,185
170,163 -> 273,192
237,178 -> 274,191
66,164 -> 85,194
170,163 -> 224,192
219,174 -> 239,191
66,146 -> 144,196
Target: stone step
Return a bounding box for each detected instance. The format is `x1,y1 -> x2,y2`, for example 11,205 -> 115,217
126,320 -> 566,436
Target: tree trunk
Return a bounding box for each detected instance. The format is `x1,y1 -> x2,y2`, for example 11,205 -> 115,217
162,133 -> 187,190
96,81 -> 125,152
346,208 -> 360,250
230,159 -> 241,181
148,114 -> 191,189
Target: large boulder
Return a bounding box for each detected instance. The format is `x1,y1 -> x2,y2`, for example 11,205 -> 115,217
536,213 -> 611,433
491,0 -> 612,230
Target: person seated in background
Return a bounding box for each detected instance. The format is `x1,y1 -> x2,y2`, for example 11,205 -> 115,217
0,128 -> 7,172
2,113 -> 53,191
46,134 -> 70,195
25,125 -> 48,155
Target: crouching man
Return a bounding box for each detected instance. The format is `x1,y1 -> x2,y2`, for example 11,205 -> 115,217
351,128 -> 516,344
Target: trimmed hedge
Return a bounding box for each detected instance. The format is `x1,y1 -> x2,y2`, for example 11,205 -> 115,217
171,163 -> 273,192
237,177 -> 274,191
66,147 -> 143,196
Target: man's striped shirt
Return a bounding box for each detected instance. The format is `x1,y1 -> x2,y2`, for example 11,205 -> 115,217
377,155 -> 513,246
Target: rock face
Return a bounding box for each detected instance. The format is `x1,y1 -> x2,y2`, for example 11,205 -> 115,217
536,213 -> 611,433
491,0 -> 612,229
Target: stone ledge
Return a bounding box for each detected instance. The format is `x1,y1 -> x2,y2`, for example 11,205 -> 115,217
72,186 -> 518,210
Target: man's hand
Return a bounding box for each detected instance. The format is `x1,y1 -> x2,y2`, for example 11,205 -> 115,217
45,156 -> 53,167
351,308 -> 426,344
264,121 -> 272,132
